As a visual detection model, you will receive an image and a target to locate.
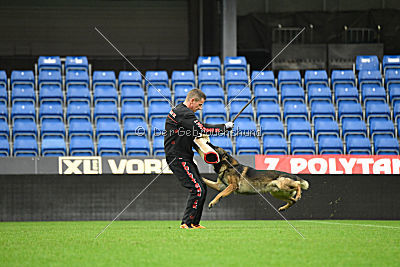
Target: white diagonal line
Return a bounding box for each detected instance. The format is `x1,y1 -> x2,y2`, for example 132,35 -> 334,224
302,220 -> 400,230
225,160 -> 305,239
95,157 -> 176,239
94,27 -> 174,107
225,27 -> 306,110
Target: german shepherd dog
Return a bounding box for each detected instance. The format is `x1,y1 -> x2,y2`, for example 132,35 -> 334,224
202,144 -> 309,212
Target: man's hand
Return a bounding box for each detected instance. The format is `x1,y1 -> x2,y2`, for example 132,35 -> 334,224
225,121 -> 234,130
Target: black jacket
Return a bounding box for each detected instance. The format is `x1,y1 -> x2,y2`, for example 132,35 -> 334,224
164,103 -> 226,161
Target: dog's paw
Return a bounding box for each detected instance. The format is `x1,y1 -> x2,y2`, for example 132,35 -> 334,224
278,206 -> 287,212
208,201 -> 217,209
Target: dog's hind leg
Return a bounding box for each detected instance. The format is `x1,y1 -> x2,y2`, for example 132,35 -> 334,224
270,191 -> 296,212
208,184 -> 236,209
294,184 -> 302,202
202,177 -> 221,191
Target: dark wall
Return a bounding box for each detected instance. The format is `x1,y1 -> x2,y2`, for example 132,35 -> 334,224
1,174 -> 399,221
0,0 -> 196,72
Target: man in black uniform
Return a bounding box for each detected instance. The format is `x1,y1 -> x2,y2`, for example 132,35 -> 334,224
164,89 -> 234,229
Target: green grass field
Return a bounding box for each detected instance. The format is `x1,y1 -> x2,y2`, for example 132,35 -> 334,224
1,220 -> 399,266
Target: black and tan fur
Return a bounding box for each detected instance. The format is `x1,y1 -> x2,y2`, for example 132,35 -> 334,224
202,144 -> 309,212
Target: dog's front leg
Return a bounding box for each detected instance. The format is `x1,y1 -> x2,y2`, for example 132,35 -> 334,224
208,184 -> 236,209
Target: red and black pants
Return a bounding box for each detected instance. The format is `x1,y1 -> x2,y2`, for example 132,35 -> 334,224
168,157 -> 207,226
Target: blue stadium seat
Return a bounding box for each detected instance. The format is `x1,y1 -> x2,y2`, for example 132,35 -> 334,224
304,70 -> 328,90
150,117 -> 166,137
225,70 -> 248,88
227,84 -> 252,103
66,70 -> 90,88
11,101 -> 36,123
94,101 -> 118,123
38,56 -> 61,72
65,56 -> 89,73
66,102 -> 91,123
358,70 -> 382,90
342,118 -> 367,140
283,101 -> 308,122
198,70 -> 222,88
287,118 -> 312,140
365,102 -> 390,124
361,85 -> 386,105
394,102 -> 400,125
370,119 -> 395,141
70,135 -> 94,156
38,70 -> 62,105
281,84 -> 305,105
0,136 -> 10,156
41,136 -> 66,156
124,118 -> 148,139
314,118 -> 340,140
11,70 -> 35,90
230,101 -> 254,121
152,135 -> 165,156
290,136 -> 316,155
12,84 -> 35,105
38,70 -> 62,90
260,118 -> 284,138
0,70 -> 7,105
224,56 -> 247,72
251,71 -> 275,88
98,136 -> 123,156
318,136 -> 344,154
93,71 -> 117,88
308,84 -> 332,105
69,118 -> 93,140
201,85 -> 225,104
94,85 -> 118,105
12,118 -> 37,140
145,71 -> 169,89
263,136 -> 288,155
39,101 -> 63,123
209,136 -> 233,154
96,118 -> 121,138
310,101 -> 335,123
277,70 -> 301,90
331,70 -> 356,90
171,71 -> 195,90
235,136 -> 260,155
119,71 -> 142,88
13,135 -> 38,157
120,84 -> 145,105
126,135 -> 150,156
0,102 -> 7,122
197,56 -> 221,72
387,81 -> 400,107
355,55 -> 379,71
66,85 -> 91,106
374,136 -> 399,155
0,119 -> 9,139
148,85 -> 172,105
202,101 -> 227,121
39,84 -> 63,106
41,118 -> 66,139
383,55 -> 400,75
338,102 -> 363,123
385,69 -> 400,88
346,136 -> 371,155
148,101 -> 171,122
334,85 -> 359,105
254,84 -> 278,105
205,117 -> 225,124
233,117 -> 257,135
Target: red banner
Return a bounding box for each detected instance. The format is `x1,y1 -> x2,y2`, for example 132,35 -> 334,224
255,155 -> 400,174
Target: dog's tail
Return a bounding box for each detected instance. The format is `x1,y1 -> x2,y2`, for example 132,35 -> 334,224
298,179 -> 309,190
